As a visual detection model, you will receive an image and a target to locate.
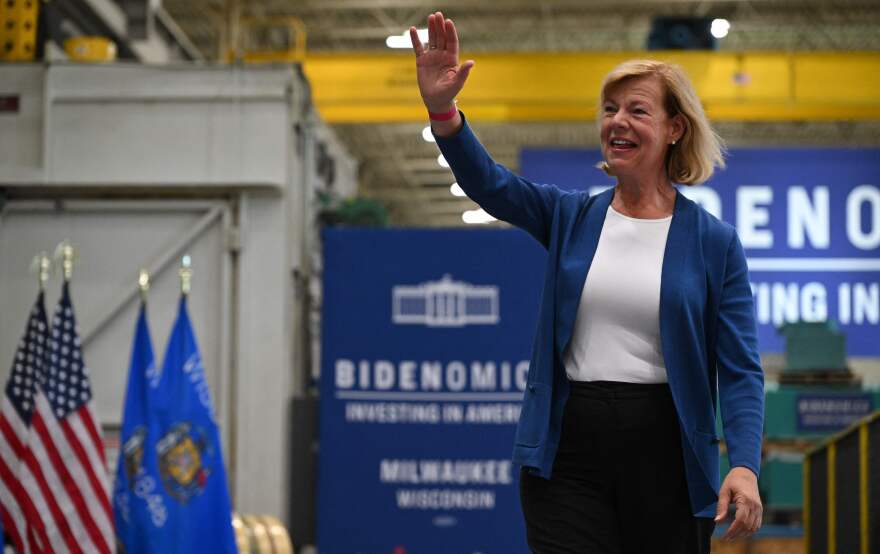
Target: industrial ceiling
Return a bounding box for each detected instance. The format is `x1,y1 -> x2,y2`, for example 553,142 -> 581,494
161,0 -> 880,226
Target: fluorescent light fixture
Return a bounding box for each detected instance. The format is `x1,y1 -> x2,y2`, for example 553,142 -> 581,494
710,18 -> 730,39
437,154 -> 450,168
450,182 -> 466,197
462,208 -> 497,224
387,28 -> 427,49
422,125 -> 435,142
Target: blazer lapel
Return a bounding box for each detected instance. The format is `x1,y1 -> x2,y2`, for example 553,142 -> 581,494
556,188 -> 696,367
555,188 -> 614,359
659,190 -> 695,381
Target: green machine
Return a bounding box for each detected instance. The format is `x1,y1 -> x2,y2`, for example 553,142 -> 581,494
759,385 -> 878,512
717,321 -> 878,513
718,387 -> 878,511
764,385 -> 878,439
759,453 -> 804,510
777,321 -> 850,380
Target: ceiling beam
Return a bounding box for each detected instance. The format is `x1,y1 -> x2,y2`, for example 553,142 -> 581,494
305,51 -> 880,123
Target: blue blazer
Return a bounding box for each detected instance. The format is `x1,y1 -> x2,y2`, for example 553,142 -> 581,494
435,113 -> 765,517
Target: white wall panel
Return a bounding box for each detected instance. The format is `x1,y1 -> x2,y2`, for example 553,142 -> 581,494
234,193 -> 293,518
0,202 -> 228,427
0,63 -> 358,531
47,100 -> 289,185
0,65 -> 44,182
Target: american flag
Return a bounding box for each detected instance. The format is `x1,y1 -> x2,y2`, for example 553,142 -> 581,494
0,283 -> 114,553
0,292 -> 50,552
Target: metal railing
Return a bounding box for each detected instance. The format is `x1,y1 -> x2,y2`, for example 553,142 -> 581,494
804,410 -> 879,554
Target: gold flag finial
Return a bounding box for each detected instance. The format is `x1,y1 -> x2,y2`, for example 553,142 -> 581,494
54,240 -> 77,281
30,252 -> 52,291
179,255 -> 192,296
138,269 -> 150,301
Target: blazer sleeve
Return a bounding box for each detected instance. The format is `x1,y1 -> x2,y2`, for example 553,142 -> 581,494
433,111 -> 566,248
716,232 -> 765,477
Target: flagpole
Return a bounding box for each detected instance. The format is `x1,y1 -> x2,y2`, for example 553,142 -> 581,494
180,254 -> 193,296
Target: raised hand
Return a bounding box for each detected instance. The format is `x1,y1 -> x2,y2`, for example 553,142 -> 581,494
410,12 -> 475,113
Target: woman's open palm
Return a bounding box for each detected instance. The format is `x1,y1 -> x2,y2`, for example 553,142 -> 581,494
410,12 -> 475,112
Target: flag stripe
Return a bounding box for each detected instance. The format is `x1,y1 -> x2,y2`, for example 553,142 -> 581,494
32,408 -> 108,554
0,445 -> 52,553
0,415 -> 70,554
0,466 -> 30,553
27,526 -> 45,554
0,409 -> 30,554
61,413 -> 114,541
27,413 -> 100,554
3,410 -> 28,447
0,423 -> 56,554
79,403 -> 107,465
67,411 -> 112,506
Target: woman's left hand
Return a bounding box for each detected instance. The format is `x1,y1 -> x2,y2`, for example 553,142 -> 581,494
715,466 -> 763,541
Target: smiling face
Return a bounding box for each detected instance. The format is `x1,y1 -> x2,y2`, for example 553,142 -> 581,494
600,75 -> 684,183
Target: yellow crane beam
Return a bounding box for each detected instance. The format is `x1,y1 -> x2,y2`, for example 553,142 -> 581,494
302,51 -> 880,123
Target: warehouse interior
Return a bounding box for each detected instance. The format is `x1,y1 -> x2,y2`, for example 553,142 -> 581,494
1,1 -> 879,553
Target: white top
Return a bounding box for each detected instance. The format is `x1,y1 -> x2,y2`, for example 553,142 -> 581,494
563,205 -> 673,383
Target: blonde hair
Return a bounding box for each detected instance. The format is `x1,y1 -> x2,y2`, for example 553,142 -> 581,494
598,59 -> 726,185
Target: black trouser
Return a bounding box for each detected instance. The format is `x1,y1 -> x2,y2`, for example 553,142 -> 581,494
519,380 -> 715,554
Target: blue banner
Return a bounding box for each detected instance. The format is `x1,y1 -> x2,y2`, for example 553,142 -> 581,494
319,229 -> 546,554
521,147 -> 880,355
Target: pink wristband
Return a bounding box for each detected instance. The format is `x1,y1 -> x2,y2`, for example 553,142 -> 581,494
428,105 -> 458,121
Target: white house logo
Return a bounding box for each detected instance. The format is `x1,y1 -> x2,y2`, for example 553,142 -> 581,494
392,274 -> 500,327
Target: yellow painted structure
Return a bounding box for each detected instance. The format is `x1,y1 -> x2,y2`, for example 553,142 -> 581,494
302,52 -> 880,123
64,37 -> 117,62
0,0 -> 39,62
